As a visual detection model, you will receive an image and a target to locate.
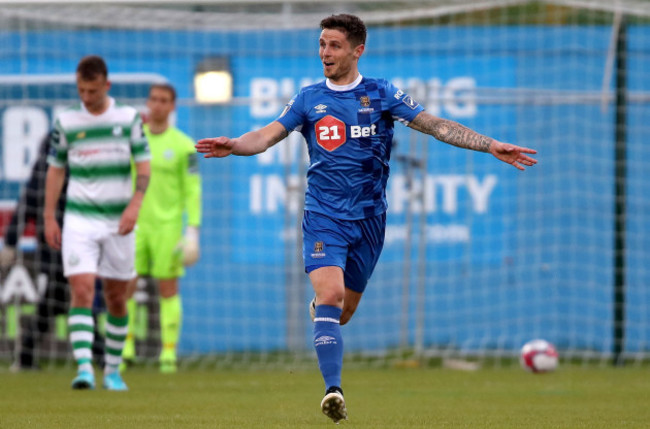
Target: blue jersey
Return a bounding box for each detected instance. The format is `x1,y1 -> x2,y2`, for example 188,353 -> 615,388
276,76 -> 424,220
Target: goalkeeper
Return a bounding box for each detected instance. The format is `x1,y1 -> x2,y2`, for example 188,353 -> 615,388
122,83 -> 202,374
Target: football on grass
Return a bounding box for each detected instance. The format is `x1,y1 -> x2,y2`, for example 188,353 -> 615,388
520,339 -> 559,373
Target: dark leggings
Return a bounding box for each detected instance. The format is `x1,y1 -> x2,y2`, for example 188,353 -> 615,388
18,273 -> 105,369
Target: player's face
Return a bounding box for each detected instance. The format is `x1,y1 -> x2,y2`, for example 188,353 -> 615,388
147,87 -> 175,123
76,74 -> 110,114
319,28 -> 364,85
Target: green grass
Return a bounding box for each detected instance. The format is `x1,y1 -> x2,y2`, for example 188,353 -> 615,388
0,365 -> 648,428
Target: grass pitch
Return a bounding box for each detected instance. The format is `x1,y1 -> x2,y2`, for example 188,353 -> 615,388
0,364 -> 648,428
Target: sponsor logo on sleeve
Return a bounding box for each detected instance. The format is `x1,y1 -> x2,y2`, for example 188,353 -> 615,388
402,95 -> 419,110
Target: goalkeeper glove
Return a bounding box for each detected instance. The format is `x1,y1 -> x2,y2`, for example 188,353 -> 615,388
183,226 -> 200,266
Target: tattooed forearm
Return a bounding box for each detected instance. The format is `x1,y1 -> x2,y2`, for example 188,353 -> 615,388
135,174 -> 149,194
410,112 -> 493,153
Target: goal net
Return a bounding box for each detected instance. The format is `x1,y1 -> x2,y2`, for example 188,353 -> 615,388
0,0 -> 649,370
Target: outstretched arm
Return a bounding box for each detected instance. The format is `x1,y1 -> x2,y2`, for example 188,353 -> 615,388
409,111 -> 537,170
196,121 -> 288,158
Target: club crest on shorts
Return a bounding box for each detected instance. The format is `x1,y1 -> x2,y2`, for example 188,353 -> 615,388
311,241 -> 325,258
68,253 -> 80,267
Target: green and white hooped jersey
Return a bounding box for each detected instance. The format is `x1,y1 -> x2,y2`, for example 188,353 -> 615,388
48,97 -> 150,230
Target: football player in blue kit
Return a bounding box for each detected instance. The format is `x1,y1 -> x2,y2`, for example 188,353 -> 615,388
196,13 -> 537,423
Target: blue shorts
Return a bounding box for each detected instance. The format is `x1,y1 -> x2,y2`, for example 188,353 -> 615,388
302,210 -> 386,293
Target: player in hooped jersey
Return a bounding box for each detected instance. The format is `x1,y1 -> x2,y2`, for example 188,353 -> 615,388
45,56 -> 151,391
196,14 -> 537,423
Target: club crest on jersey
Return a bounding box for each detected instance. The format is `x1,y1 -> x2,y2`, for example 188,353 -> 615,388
311,241 -> 326,259
112,125 -> 123,136
314,104 -> 328,114
358,96 -> 374,113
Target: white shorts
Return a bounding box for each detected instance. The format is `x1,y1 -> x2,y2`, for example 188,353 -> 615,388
62,220 -> 136,280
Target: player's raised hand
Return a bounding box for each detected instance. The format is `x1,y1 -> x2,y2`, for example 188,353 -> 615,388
195,137 -> 235,158
489,141 -> 537,171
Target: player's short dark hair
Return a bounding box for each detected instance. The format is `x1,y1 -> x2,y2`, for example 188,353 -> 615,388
76,55 -> 108,80
320,14 -> 367,47
149,83 -> 177,102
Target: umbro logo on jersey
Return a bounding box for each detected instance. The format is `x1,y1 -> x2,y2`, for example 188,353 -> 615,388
314,104 -> 327,113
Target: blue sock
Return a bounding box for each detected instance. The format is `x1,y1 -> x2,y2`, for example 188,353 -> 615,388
313,305 -> 343,390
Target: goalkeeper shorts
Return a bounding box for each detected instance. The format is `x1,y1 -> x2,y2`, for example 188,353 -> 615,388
134,223 -> 184,279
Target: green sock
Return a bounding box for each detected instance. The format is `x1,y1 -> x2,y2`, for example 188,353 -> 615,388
104,313 -> 128,374
122,298 -> 137,360
68,307 -> 94,373
159,295 -> 182,362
